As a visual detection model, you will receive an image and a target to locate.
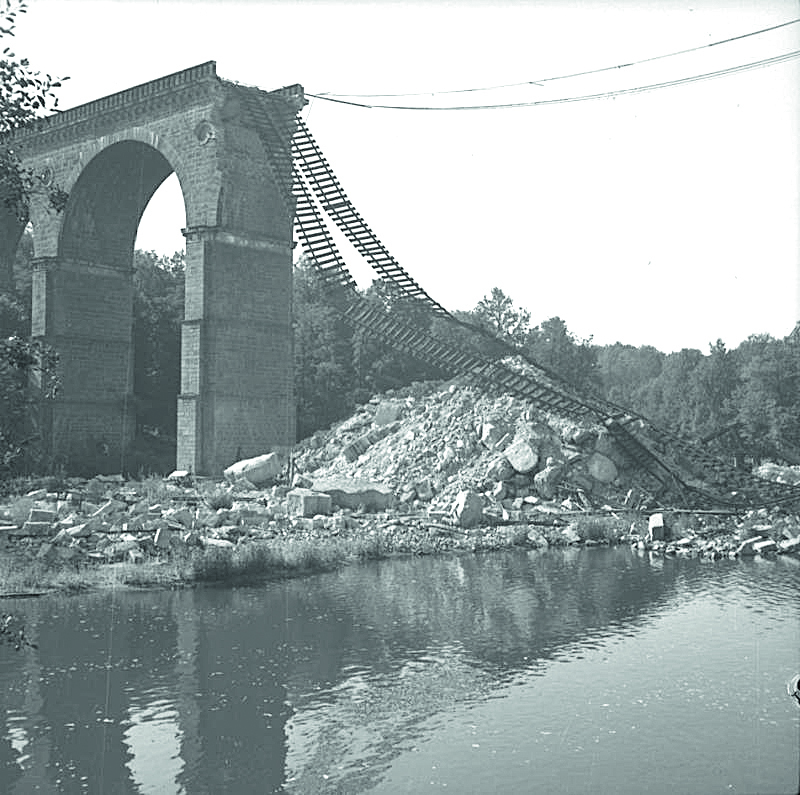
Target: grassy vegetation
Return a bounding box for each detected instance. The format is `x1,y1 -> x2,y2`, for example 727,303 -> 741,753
0,532 -> 391,595
570,514 -> 633,542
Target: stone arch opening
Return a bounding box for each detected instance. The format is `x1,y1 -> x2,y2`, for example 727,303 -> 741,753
60,140 -> 178,268
133,173 -> 186,470
0,220 -> 34,336
43,140 -> 189,475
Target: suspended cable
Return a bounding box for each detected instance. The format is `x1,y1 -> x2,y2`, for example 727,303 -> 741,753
315,18 -> 800,99
306,49 -> 800,110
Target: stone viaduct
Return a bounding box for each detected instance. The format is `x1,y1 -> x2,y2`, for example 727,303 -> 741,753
0,62 -> 302,475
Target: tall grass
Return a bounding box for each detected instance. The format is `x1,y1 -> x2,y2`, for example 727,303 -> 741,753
0,530 -> 392,594
190,535 -> 384,582
569,515 -> 627,542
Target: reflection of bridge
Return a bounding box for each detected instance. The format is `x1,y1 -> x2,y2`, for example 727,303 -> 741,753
4,63 -> 800,507
0,549 -> 700,793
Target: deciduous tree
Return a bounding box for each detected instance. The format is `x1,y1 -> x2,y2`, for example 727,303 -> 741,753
0,0 -> 68,219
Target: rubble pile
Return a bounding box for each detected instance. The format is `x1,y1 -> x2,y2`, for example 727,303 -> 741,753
294,380 -> 640,516
1,378 -> 799,573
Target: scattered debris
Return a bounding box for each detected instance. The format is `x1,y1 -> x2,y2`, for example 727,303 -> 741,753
0,380 -> 798,573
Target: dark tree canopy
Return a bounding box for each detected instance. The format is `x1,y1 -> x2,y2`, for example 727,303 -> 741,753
0,3 -> 65,474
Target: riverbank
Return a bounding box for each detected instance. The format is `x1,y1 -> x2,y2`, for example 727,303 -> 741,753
1,471 -> 798,597
3,379 -> 800,596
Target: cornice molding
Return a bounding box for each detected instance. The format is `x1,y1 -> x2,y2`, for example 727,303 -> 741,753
12,63 -> 220,154
183,225 -> 293,254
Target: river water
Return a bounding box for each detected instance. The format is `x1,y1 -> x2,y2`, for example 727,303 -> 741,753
1,547 -> 798,794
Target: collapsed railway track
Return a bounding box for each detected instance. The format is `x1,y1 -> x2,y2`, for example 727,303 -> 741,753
246,88 -> 800,510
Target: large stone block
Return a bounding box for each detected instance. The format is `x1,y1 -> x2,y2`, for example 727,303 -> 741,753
451,490 -> 484,528
28,507 -> 58,524
505,439 -> 539,474
587,452 -> 618,484
21,521 -> 54,536
374,401 -> 402,426
224,452 -> 285,485
486,456 -> 514,483
647,512 -> 666,541
286,489 -> 332,517
533,461 -> 563,500
310,478 -> 393,512
479,421 -> 510,451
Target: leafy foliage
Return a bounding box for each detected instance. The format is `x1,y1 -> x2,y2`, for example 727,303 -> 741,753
0,0 -> 69,219
132,249 -> 184,439
527,315 -> 600,393
0,244 -> 59,476
0,333 -> 59,474
473,286 -> 531,346
293,259 -> 358,439
0,3 -> 65,475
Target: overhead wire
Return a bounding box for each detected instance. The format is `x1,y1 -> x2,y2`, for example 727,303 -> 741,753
306,49 -> 800,110
313,18 -> 799,100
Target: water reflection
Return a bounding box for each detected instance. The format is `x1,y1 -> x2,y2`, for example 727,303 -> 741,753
0,547 -> 797,794
124,693 -> 183,793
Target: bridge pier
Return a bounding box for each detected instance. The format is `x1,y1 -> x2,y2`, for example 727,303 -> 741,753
177,226 -> 294,476
31,255 -> 135,472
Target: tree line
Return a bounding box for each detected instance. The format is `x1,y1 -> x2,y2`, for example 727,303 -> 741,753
2,243 -> 798,475
1,0 -> 796,474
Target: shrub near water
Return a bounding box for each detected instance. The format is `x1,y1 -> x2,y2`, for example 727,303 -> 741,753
570,515 -> 627,542
189,535 -> 381,583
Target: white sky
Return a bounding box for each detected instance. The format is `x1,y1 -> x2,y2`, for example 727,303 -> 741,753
10,0 -> 800,353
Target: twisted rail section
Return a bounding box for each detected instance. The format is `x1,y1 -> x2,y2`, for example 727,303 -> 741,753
292,117 -> 452,318
242,87 -> 800,509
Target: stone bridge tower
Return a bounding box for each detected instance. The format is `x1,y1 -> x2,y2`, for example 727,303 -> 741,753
0,63 -> 300,475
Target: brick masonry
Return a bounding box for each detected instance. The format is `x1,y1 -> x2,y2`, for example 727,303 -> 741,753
4,63 -> 300,475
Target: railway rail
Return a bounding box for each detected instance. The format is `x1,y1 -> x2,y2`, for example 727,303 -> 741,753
243,89 -> 800,509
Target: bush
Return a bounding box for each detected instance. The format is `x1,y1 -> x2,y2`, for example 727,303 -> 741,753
571,515 -> 623,542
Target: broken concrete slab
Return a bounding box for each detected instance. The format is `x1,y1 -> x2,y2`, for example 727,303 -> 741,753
90,500 -> 127,519
752,538 -> 777,555
310,478 -> 393,512
736,536 -> 763,556
203,537 -> 235,549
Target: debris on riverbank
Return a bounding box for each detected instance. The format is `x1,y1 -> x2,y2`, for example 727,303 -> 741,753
1,379 -> 799,594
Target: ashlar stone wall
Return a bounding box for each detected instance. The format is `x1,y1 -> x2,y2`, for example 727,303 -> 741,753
1,62 -> 299,475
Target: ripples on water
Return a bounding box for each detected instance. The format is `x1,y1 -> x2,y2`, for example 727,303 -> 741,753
1,547 -> 798,794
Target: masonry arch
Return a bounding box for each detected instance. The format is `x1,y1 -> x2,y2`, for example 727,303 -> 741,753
11,63 -> 300,475
30,137 -> 191,475
59,139 -> 186,269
